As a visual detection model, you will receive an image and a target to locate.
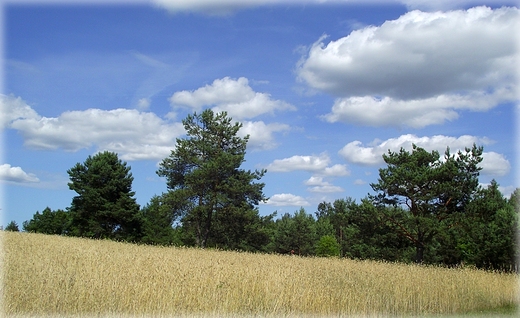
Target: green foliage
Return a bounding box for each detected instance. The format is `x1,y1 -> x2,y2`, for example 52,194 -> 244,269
22,207 -> 70,235
370,144 -> 483,263
209,207 -> 272,251
315,217 -> 335,238
317,198 -> 413,262
315,235 -> 340,257
273,208 -> 317,256
157,110 -> 267,249
139,195 -> 179,246
5,221 -> 19,232
67,151 -> 143,241
461,181 -> 518,271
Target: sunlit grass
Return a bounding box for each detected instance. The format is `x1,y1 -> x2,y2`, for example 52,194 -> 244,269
1,231 -> 518,317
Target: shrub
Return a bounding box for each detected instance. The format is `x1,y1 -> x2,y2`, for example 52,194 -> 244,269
316,234 -> 340,257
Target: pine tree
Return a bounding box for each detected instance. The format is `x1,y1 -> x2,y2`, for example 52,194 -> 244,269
67,151 -> 142,241
370,144 -> 483,263
157,110 -> 267,249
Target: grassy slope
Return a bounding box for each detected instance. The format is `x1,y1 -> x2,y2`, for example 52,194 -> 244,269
1,231 -> 518,317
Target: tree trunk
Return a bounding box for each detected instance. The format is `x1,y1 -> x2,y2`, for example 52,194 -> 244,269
415,243 -> 424,264
415,229 -> 425,263
201,206 -> 213,249
195,196 -> 204,248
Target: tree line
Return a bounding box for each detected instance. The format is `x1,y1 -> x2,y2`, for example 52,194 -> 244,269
11,110 -> 519,272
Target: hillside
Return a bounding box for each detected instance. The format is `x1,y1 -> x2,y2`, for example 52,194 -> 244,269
1,231 -> 518,317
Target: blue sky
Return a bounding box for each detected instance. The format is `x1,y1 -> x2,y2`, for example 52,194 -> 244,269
1,0 -> 518,227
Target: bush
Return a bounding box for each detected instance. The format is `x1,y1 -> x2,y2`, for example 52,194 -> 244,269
315,235 -> 340,257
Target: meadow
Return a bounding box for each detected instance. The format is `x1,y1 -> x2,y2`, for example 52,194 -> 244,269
1,231 -> 518,317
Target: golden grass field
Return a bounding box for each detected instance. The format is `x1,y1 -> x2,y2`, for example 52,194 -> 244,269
1,231 -> 518,317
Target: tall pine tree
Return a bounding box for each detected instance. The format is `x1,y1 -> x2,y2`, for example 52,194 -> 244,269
157,110 -> 267,249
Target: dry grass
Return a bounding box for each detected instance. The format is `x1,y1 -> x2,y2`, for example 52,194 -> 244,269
1,231 -> 518,317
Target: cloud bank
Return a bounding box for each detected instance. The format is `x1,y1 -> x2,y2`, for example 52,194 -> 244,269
297,6 -> 519,128
2,94 -> 185,161
2,84 -> 294,159
338,134 -> 510,177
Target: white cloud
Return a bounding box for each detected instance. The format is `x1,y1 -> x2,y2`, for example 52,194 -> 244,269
322,89 -> 514,128
339,141 -> 390,166
214,94 -> 295,121
480,152 -> 511,176
266,153 -> 331,173
239,121 -> 291,150
263,193 -> 310,207
479,182 -> 516,198
298,7 -> 518,99
322,164 -> 350,177
304,176 -> 343,193
170,77 -> 252,110
498,185 -> 516,199
266,154 -> 349,192
4,97 -> 185,161
339,134 -> 510,178
169,77 -> 295,120
0,94 -> 40,129
339,134 -> 492,165
3,93 -> 289,160
266,153 -> 350,176
0,164 -> 39,183
297,6 -> 519,128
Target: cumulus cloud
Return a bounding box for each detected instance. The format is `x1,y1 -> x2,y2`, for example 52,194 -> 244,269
1,94 -> 40,129
266,153 -> 350,175
339,134 -> 489,165
266,154 -> 329,172
338,134 -> 510,177
266,153 -> 349,192
304,176 -> 343,193
298,7 -> 517,99
297,6 -> 519,128
480,152 -> 511,176
238,121 -> 291,150
0,164 -> 40,183
478,182 -> 516,198
498,185 -> 516,198
263,193 -> 310,207
3,95 -> 185,161
169,77 -> 295,120
322,164 -> 350,177
322,89 -> 513,128
3,92 -> 289,160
